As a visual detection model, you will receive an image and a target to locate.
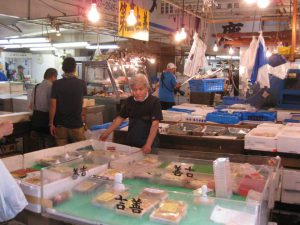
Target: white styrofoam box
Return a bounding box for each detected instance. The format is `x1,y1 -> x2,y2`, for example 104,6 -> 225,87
1,155 -> 23,171
10,82 -> 24,93
275,109 -> 300,122
182,114 -> 206,123
257,123 -> 284,129
277,129 -> 300,154
285,122 -> 300,128
281,190 -> 300,204
0,82 -> 10,93
244,128 -> 280,152
0,112 -> 31,123
12,96 -> 30,112
282,169 -> 300,191
159,123 -> 169,134
162,110 -> 186,122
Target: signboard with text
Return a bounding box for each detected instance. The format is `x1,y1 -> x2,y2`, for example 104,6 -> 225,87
118,1 -> 150,41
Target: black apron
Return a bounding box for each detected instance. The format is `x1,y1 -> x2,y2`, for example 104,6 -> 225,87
127,117 -> 159,148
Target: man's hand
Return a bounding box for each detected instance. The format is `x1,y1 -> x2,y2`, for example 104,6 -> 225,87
0,121 -> 13,138
50,124 -> 56,136
142,144 -> 152,154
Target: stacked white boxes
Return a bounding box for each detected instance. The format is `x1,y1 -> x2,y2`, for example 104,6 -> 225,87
213,158 -> 232,198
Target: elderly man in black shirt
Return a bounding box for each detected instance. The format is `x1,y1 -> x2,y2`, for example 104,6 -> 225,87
49,57 -> 87,146
100,74 -> 163,154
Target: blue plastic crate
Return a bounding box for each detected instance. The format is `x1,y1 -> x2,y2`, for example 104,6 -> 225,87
167,108 -> 195,114
241,112 -> 276,122
206,112 -> 242,124
189,78 -> 225,93
222,96 -> 246,105
90,121 -> 129,131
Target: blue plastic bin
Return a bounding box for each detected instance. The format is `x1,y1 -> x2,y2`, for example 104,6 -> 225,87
189,78 -> 225,93
222,96 -> 246,105
241,112 -> 276,122
90,121 -> 129,131
206,112 -> 242,124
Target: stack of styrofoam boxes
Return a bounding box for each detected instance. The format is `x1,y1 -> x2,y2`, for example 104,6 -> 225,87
213,158 -> 232,198
162,110 -> 187,122
0,82 -> 10,94
12,96 -> 31,112
275,108 -> 300,122
245,123 -> 283,152
277,123 -> 300,154
281,169 -> 300,204
174,104 -> 214,123
10,82 -> 24,94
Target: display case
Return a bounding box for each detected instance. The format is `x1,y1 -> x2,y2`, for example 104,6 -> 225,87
41,150 -> 280,225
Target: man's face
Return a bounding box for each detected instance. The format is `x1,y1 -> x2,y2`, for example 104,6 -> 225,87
18,67 -> 24,74
50,75 -> 57,83
131,84 -> 148,101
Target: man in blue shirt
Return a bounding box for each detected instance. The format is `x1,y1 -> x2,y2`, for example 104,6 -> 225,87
0,64 -> 8,81
158,63 -> 180,110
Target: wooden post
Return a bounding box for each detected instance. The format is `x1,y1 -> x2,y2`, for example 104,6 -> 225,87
290,0 -> 297,62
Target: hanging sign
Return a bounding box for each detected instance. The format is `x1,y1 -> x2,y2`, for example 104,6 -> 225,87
118,1 -> 150,41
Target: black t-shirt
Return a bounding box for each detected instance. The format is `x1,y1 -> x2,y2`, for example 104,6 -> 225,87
119,95 -> 163,121
51,77 -> 87,128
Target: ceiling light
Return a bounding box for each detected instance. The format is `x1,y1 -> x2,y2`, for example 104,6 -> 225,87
22,43 -> 52,48
244,0 -> 256,4
213,42 -> 219,52
86,44 -> 120,49
1,44 -> 21,49
149,58 -> 156,64
257,0 -> 270,8
9,37 -> 49,44
30,47 -> 57,51
53,42 -> 89,48
179,27 -> 187,40
88,0 -> 100,23
0,40 -> 9,44
113,66 -> 118,72
127,9 -> 137,26
229,47 -> 234,55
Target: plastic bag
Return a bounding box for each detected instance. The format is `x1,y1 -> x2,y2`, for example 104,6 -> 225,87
0,159 -> 28,222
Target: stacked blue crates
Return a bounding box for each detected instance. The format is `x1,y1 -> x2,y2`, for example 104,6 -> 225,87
189,78 -> 225,93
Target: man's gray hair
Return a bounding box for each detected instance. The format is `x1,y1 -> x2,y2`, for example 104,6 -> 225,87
129,73 -> 150,89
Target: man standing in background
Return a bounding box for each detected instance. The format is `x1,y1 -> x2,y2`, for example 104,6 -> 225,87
29,68 -> 57,150
158,63 -> 181,110
49,57 -> 87,146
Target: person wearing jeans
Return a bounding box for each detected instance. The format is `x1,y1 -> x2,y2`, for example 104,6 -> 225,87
49,57 -> 87,146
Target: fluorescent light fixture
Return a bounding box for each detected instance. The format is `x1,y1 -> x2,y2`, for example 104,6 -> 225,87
0,13 -> 20,19
0,40 -> 9,44
22,43 -> 52,48
30,47 -> 57,51
9,37 -> 49,44
1,44 -> 21,49
86,44 -> 119,49
53,42 -> 89,48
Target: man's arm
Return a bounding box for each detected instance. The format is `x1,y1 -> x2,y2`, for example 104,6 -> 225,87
142,120 -> 159,154
99,116 -> 125,141
49,99 -> 57,136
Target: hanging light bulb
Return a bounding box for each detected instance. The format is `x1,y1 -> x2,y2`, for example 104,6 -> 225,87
179,27 -> 187,40
149,58 -> 156,64
88,0 -> 100,23
174,30 -> 182,42
257,0 -> 270,9
55,26 -> 61,37
127,9 -> 137,26
244,0 -> 256,4
213,42 -> 219,52
229,47 -> 234,55
266,49 -> 272,58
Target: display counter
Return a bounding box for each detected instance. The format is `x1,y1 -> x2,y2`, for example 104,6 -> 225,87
40,150 -> 280,225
